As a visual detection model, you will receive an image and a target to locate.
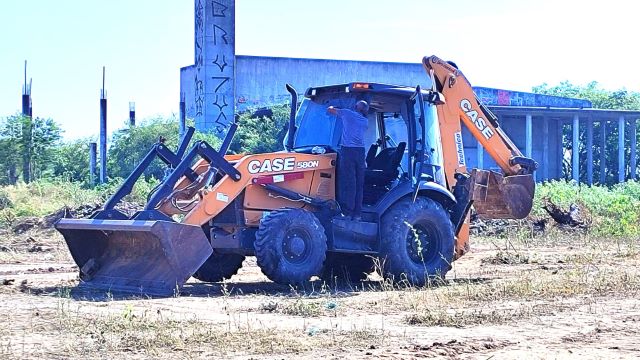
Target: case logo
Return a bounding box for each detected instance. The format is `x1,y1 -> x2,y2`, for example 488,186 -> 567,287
247,158 -> 320,174
460,99 -> 495,140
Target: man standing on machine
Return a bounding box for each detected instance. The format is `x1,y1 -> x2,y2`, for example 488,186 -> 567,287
328,100 -> 369,221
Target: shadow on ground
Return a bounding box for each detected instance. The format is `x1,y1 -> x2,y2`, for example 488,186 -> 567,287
17,276 -> 494,302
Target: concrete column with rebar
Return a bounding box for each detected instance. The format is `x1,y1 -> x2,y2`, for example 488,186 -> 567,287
99,67 -> 107,184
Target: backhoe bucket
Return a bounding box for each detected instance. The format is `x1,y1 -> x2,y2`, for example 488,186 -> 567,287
470,169 -> 535,219
55,219 -> 213,296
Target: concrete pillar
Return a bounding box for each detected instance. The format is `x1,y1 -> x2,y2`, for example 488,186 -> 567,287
572,114 -> 580,182
600,120 -> 607,184
557,120 -> 564,179
477,141 -> 484,169
89,142 -> 97,186
525,114 -> 533,180
194,0 -> 235,134
543,117 -> 549,180
586,119 -> 593,185
99,90 -> 107,184
619,115 -> 625,183
631,119 -> 637,180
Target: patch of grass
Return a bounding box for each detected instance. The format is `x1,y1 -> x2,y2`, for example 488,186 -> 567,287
280,298 -> 323,317
533,181 -> 640,237
404,304 -> 555,327
0,178 -> 157,222
481,250 -> 535,265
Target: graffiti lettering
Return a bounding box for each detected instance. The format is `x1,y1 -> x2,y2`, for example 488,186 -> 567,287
212,25 -> 229,45
212,54 -> 228,72
211,1 -> 228,17
212,94 -> 228,111
211,76 -> 230,93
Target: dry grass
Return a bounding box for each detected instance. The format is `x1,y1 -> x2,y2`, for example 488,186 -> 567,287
0,298 -> 385,359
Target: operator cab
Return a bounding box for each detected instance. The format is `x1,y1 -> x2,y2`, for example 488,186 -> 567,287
290,82 -> 446,205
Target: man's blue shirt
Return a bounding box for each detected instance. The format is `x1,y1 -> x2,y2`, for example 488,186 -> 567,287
336,109 -> 368,147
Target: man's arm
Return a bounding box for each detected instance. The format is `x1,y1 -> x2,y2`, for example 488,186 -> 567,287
327,106 -> 339,115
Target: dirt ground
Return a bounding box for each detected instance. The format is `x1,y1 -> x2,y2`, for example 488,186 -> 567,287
0,226 -> 639,359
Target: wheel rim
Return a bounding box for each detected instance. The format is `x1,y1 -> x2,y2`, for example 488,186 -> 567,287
405,222 -> 439,265
282,227 -> 312,264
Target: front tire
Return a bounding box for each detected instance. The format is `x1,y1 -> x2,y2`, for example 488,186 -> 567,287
254,208 -> 327,285
380,196 -> 455,286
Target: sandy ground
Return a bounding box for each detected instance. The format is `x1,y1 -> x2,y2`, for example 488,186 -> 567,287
0,227 -> 639,359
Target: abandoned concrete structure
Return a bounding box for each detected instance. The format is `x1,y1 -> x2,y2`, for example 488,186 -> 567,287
180,0 -> 640,184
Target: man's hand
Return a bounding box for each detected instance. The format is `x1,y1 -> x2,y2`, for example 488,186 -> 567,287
327,106 -> 338,115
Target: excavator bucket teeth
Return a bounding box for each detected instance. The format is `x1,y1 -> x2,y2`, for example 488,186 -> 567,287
471,169 -> 535,220
55,219 -> 213,296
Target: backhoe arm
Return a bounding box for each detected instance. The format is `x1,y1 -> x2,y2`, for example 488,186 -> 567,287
423,55 -> 536,180
422,55 -> 537,222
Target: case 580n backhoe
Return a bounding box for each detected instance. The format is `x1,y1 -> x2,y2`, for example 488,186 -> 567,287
56,55 -> 537,295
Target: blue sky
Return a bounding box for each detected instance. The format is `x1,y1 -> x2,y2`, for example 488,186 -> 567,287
1,0 -> 638,139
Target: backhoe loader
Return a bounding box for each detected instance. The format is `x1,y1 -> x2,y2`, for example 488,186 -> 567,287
55,55 -> 537,295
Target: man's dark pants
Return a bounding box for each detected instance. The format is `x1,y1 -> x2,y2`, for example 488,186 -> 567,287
338,146 -> 366,218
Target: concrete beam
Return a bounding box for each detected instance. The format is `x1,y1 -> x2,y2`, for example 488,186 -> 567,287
572,114 -> 580,182
619,115 -> 625,183
586,119 -> 593,185
600,120 -> 607,184
631,119 -> 637,180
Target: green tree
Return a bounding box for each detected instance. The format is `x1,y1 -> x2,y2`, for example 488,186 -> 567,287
0,114 -> 62,185
533,81 -> 640,184
229,104 -> 290,154
107,116 -> 221,180
52,138 -> 92,183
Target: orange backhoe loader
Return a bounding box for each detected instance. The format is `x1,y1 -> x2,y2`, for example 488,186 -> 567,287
55,55 -> 537,295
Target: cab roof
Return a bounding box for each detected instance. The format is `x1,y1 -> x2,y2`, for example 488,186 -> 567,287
304,82 -> 434,99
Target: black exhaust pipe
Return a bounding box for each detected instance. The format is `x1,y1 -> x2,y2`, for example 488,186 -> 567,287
285,84 -> 298,151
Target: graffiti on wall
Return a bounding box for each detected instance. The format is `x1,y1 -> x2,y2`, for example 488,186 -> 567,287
474,87 -> 592,108
209,0 -> 234,134
194,0 -> 205,118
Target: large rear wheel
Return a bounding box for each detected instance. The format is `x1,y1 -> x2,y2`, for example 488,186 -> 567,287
379,196 -> 455,286
254,208 -> 327,285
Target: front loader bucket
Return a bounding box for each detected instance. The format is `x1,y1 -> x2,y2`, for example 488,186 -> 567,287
55,219 -> 213,296
471,169 -> 535,219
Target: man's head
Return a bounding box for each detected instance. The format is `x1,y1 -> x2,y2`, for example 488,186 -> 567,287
354,100 -> 369,116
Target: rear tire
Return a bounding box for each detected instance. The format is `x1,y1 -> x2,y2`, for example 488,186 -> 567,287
254,208 -> 327,285
379,196 -> 455,286
192,251 -> 245,282
321,253 -> 374,283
